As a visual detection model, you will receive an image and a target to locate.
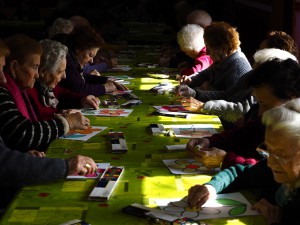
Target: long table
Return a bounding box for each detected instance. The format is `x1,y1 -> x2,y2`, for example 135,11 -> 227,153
0,47 -> 266,225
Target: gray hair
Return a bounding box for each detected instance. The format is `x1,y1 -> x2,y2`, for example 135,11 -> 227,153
48,18 -> 74,38
39,39 -> 68,74
186,10 -> 212,28
262,98 -> 300,139
253,48 -> 298,68
177,24 -> 205,53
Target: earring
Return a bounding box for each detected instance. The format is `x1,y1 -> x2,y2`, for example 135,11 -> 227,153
40,73 -> 44,78
11,73 -> 16,79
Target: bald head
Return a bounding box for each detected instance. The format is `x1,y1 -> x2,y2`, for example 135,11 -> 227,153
186,10 -> 212,28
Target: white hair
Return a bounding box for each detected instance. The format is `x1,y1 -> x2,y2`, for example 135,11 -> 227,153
262,98 -> 300,138
39,39 -> 68,74
253,48 -> 298,67
177,24 -> 205,53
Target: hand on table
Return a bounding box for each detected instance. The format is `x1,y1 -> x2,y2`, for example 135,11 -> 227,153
252,198 -> 282,225
111,80 -> 129,91
186,138 -> 210,155
174,84 -> 196,97
181,97 -> 204,112
27,150 -> 46,157
67,155 -> 98,176
187,184 -> 217,209
65,112 -> 90,130
180,75 -> 192,84
81,95 -> 100,109
194,147 -> 226,169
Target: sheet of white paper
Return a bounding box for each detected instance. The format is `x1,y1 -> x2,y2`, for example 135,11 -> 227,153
163,159 -> 219,174
81,108 -> 133,117
67,163 -> 110,179
155,192 -> 259,220
59,126 -> 107,141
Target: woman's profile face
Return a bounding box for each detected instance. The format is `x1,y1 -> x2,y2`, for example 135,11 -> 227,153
14,54 -> 40,90
42,57 -> 67,89
76,47 -> 99,68
265,128 -> 300,184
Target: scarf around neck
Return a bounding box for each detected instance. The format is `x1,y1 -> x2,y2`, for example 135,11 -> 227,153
36,81 -> 59,108
3,72 -> 38,122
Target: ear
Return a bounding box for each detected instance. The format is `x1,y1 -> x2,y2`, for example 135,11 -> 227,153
9,60 -> 18,75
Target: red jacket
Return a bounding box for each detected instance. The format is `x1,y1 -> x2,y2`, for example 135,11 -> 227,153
180,47 -> 213,75
27,84 -> 85,121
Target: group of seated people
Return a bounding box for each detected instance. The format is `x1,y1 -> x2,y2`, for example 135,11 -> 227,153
0,9 -> 300,225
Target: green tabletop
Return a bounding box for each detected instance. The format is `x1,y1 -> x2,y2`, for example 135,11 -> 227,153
0,54 -> 266,225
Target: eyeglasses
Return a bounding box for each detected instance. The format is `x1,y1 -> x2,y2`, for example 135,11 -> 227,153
256,143 -> 293,165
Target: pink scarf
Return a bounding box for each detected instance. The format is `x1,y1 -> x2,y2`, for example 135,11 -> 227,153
3,72 -> 38,122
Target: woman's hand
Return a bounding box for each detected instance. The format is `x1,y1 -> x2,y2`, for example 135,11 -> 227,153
174,84 -> 196,97
65,112 -> 90,130
67,155 -> 98,176
104,81 -> 117,93
194,147 -> 227,169
252,198 -> 282,225
187,184 -> 217,209
186,138 -> 210,155
111,81 -> 129,91
27,150 -> 46,157
181,97 -> 204,112
81,95 -> 100,109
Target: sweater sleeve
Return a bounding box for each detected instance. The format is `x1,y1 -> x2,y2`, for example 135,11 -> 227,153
194,89 -> 225,102
202,99 -> 252,122
0,138 -> 67,188
206,159 -> 275,193
0,87 -> 67,151
83,62 -> 108,74
59,58 -> 106,97
55,85 -> 85,110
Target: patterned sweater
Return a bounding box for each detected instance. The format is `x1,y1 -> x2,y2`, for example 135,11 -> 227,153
0,86 -> 69,151
188,50 -> 252,102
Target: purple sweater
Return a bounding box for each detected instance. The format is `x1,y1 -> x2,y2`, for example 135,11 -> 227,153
59,52 -> 109,96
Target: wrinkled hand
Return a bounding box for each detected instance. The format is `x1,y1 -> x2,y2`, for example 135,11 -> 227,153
104,81 -> 118,93
180,75 -> 192,84
67,155 -> 98,176
27,150 -> 46,157
187,184 -> 217,209
194,147 -> 227,169
81,95 -> 100,109
90,69 -> 101,76
111,81 -> 129,91
252,198 -> 282,225
65,112 -> 90,130
186,138 -> 210,155
181,97 -> 204,112
174,84 -> 196,97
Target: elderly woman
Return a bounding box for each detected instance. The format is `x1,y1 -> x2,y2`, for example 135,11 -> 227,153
0,38 -> 98,209
58,26 -> 127,96
186,58 -> 300,170
27,39 -> 100,121
177,24 -> 213,75
187,98 -> 300,225
0,34 -> 89,151
176,21 -> 252,102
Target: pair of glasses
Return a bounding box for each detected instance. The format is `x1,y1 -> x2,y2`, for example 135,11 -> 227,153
256,143 -> 291,165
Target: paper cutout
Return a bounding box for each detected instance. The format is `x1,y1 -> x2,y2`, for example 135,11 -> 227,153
163,159 -> 219,174
107,75 -> 134,79
154,105 -> 190,113
67,163 -> 110,179
81,108 -> 133,117
59,126 -> 107,141
155,192 -> 259,220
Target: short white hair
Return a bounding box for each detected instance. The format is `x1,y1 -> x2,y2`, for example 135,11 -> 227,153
262,98 -> 300,139
253,48 -> 298,67
177,24 -> 205,53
